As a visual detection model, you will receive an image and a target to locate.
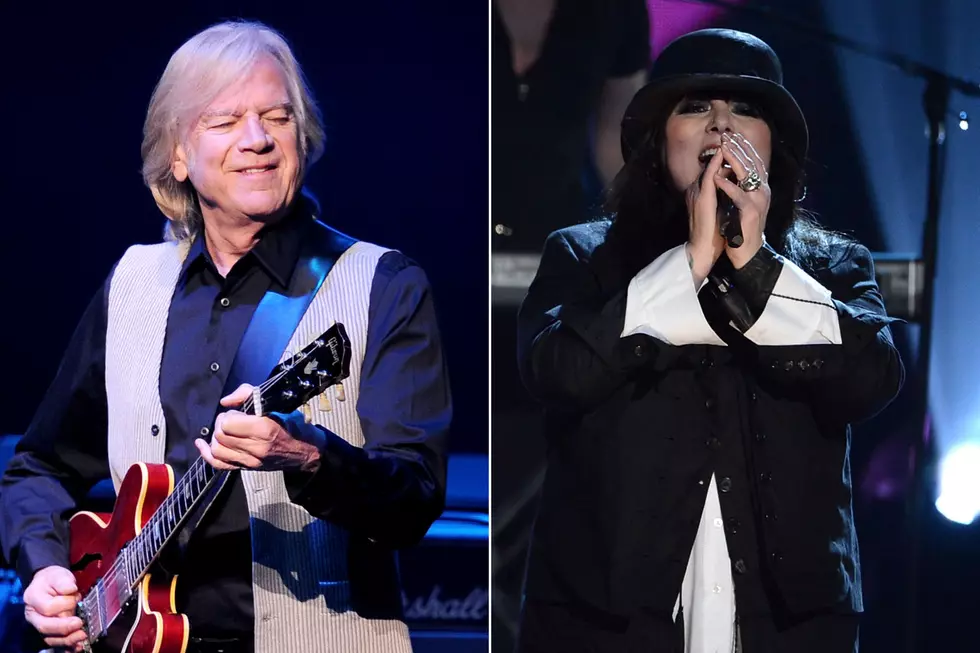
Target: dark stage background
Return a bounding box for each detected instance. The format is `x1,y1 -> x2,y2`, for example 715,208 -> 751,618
0,2 -> 489,651
491,1 -> 979,652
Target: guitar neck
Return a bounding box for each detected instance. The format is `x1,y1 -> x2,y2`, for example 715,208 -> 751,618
122,455 -> 229,587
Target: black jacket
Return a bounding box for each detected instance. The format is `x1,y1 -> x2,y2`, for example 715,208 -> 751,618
517,220 -> 904,619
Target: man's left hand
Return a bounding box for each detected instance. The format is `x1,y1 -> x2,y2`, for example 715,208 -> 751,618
194,384 -> 323,472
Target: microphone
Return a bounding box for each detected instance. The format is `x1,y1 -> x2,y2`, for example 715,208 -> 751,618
696,165 -> 743,249
717,188 -> 743,248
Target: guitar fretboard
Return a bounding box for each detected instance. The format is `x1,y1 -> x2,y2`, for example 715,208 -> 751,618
122,457 -> 227,586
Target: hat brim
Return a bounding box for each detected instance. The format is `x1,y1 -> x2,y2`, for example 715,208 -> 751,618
620,74 -> 809,164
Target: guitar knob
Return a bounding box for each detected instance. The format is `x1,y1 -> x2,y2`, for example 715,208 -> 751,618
298,379 -> 312,389
281,390 -> 296,400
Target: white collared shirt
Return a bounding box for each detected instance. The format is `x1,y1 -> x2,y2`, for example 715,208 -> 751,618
620,244 -> 842,653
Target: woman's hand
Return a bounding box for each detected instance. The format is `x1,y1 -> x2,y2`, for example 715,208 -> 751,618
717,132 -> 772,268
685,147 -> 727,285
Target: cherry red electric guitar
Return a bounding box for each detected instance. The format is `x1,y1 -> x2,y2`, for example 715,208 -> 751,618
67,324 -> 352,653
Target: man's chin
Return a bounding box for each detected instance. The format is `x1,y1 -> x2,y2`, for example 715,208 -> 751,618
237,198 -> 292,224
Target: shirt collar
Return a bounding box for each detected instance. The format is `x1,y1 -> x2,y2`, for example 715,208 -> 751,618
179,198 -> 314,288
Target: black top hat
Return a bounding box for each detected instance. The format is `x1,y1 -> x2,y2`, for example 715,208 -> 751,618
620,29 -> 808,165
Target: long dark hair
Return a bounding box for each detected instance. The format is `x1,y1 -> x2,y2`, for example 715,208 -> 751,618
602,102 -> 851,278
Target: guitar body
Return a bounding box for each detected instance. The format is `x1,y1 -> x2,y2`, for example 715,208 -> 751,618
64,324 -> 351,652
69,462 -> 189,653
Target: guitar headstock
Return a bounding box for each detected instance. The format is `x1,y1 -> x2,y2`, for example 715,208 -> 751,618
251,323 -> 352,416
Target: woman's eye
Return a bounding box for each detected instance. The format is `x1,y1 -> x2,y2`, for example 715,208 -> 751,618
732,102 -> 762,118
675,100 -> 709,114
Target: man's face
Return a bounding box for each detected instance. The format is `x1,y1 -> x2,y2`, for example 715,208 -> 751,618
173,56 -> 301,225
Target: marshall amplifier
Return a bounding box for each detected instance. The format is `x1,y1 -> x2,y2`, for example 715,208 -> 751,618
404,454 -> 488,653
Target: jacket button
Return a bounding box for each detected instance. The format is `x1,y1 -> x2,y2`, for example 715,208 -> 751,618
633,345 -> 644,357
704,398 -> 715,410
764,512 -> 778,522
150,424 -> 160,436
750,391 -> 758,401
727,518 -> 740,534
719,477 -> 732,493
733,559 -> 748,574
770,551 -> 784,563
706,437 -> 722,451
783,360 -> 795,371
759,472 -> 772,483
814,358 -> 824,369
798,359 -> 810,370
755,432 -> 767,443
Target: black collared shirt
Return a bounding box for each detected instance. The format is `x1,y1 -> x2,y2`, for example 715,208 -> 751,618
0,206 -> 450,638
158,213 -> 307,636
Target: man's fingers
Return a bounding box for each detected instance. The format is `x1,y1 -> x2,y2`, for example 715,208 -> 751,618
33,594 -> 78,617
195,439 -> 238,471
43,628 -> 89,650
211,436 -> 264,469
44,569 -> 78,596
220,383 -> 255,407
26,610 -> 84,637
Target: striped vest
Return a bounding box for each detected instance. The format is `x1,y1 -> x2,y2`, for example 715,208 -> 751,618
103,235 -> 413,653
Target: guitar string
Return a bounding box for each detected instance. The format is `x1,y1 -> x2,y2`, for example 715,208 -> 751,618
85,346 -> 328,617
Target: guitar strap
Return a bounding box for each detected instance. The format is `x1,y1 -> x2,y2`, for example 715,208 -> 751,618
175,217 -> 356,552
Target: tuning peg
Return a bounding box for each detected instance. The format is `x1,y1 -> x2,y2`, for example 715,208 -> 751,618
318,393 -> 332,412
336,383 -> 346,402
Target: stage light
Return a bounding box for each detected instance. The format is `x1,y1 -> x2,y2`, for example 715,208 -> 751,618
935,442 -> 980,525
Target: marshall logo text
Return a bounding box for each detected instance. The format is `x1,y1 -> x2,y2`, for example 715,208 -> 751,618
402,586 -> 488,622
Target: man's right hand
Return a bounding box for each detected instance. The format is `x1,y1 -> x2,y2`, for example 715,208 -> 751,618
23,565 -> 88,652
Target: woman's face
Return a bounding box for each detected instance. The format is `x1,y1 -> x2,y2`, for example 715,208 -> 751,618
663,95 -> 772,192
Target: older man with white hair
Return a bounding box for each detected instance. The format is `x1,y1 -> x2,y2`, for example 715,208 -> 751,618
0,20 -> 450,653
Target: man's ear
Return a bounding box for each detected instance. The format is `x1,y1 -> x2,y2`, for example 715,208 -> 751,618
173,143 -> 189,182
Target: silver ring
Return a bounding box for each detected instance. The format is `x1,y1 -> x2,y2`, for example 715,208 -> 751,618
738,170 -> 763,192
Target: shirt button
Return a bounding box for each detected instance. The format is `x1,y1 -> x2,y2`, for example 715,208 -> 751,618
219,297 -> 231,308
200,427 -> 210,437
150,424 -> 160,436
713,518 -> 724,528
733,559 -> 748,574
712,584 -> 723,594
633,344 -> 644,357
210,362 -> 220,373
